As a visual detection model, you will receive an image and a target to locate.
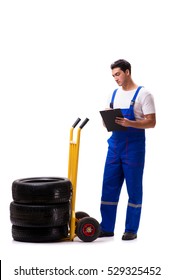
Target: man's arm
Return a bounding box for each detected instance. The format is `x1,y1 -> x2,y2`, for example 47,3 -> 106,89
115,113 -> 156,129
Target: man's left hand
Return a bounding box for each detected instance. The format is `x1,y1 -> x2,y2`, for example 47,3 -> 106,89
115,117 -> 130,127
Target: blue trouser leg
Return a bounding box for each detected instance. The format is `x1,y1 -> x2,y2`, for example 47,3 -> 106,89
122,136 -> 145,234
100,139 -> 124,232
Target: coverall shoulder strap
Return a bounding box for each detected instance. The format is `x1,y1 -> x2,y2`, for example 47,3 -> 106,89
110,89 -> 118,108
131,86 -> 143,103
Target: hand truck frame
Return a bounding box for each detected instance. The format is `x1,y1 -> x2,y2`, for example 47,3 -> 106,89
67,118 -> 100,242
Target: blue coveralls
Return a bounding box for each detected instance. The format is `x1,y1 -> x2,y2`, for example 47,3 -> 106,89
100,86 -> 145,234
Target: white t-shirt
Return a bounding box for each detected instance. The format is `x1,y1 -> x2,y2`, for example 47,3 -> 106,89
106,87 -> 156,120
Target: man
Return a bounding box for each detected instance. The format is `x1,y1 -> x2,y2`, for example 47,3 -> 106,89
100,59 -> 156,240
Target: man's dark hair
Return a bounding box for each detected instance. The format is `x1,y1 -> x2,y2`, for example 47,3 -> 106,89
110,59 -> 131,74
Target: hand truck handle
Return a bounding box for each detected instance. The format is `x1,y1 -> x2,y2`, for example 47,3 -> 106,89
79,118 -> 89,129
72,118 -> 81,128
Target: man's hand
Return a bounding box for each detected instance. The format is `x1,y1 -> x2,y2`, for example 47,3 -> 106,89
115,117 -> 130,127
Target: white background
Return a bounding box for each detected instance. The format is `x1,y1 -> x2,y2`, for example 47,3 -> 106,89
0,0 -> 174,279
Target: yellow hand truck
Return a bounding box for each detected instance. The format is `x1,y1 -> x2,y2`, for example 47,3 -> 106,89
67,118 -> 100,242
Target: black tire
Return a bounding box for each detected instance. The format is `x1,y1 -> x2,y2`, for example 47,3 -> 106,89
10,202 -> 70,227
76,217 -> 100,242
12,177 -> 72,204
12,225 -> 68,242
75,211 -> 90,220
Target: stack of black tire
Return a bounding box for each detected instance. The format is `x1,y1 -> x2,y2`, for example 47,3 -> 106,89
10,177 -> 72,242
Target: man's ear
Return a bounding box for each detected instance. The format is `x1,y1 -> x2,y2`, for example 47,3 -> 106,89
125,69 -> 130,76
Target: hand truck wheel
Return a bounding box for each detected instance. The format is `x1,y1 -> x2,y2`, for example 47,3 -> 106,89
76,216 -> 100,242
75,211 -> 90,220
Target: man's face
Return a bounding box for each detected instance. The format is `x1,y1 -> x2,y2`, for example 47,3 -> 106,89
112,67 -> 129,86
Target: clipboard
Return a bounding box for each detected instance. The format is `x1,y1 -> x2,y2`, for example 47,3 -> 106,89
99,109 -> 127,132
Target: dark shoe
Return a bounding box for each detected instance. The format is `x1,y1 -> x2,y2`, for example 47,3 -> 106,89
122,232 -> 137,240
99,230 -> 114,238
